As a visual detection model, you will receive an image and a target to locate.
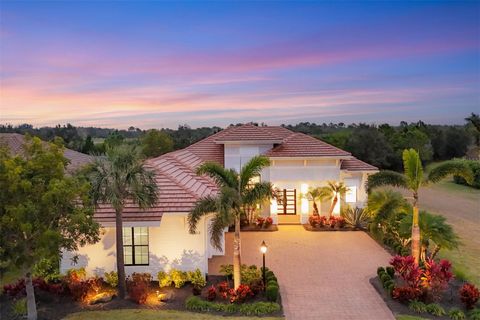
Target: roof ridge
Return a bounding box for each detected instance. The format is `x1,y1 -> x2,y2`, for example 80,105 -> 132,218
296,132 -> 352,156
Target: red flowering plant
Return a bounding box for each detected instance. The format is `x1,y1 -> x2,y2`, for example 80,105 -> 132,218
459,283 -> 480,309
263,217 -> 273,228
217,281 -> 229,300
335,216 -> 346,228
308,215 -> 326,228
390,256 -> 422,289
328,216 -> 337,228
421,259 -> 453,301
206,285 -> 217,301
229,284 -> 254,303
256,217 -> 265,228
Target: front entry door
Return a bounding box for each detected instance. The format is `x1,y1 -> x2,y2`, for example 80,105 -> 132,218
279,189 -> 296,215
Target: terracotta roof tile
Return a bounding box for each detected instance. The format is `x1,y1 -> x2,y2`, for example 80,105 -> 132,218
215,124 -> 282,142
341,158 -> 378,171
265,133 -> 351,158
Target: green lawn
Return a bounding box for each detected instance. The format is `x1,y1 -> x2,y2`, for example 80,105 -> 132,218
63,309 -> 283,320
395,315 -> 428,320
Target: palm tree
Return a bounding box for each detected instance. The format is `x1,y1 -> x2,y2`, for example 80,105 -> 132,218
188,156 -> 272,289
89,146 -> 158,298
318,181 -> 348,218
367,148 -> 473,263
399,210 -> 460,260
303,187 -> 326,215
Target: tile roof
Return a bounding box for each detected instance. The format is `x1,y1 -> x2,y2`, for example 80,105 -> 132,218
0,133 -> 92,172
215,124 -> 283,142
341,158 -> 378,171
265,132 -> 351,158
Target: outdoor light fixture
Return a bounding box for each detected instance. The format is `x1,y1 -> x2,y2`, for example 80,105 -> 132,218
260,240 -> 268,290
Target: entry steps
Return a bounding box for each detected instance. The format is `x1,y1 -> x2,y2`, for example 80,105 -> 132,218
277,214 -> 301,225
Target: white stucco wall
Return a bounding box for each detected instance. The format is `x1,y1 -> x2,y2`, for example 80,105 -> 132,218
224,143 -> 273,172
60,214 -> 223,277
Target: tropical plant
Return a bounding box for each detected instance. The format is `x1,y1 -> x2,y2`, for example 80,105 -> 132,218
367,148 -> 473,263
448,308 -> 465,320
399,210 -> 459,260
459,283 -> 480,309
0,137 -> 100,320
188,156 -> 272,289
303,187 -> 328,215
341,206 -> 370,229
88,145 -> 158,298
318,181 -> 348,218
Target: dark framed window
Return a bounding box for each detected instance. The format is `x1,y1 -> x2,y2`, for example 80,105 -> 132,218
122,227 -> 149,266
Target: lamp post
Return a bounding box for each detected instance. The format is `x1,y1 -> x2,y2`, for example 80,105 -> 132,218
260,240 -> 268,291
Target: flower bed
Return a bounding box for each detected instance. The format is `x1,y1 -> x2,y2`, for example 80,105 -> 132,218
229,217 -> 278,232
303,215 -> 358,231
371,255 -> 480,320
185,265 -> 282,316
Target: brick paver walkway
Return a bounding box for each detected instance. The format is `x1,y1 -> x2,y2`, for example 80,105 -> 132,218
208,225 -> 394,320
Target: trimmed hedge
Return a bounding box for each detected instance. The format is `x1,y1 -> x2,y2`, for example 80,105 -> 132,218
185,296 -> 281,316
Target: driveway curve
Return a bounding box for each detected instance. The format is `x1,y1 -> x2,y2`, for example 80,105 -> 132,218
209,225 -> 394,320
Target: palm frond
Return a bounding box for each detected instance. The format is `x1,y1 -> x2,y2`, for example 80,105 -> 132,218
366,170 -> 408,193
239,156 -> 270,190
427,160 -> 474,185
367,189 -> 410,224
243,181 -> 273,205
402,149 -> 423,191
209,214 -> 228,251
188,196 -> 217,234
196,162 -> 238,188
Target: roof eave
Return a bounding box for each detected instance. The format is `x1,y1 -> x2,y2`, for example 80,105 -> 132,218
268,155 -> 352,160
215,139 -> 284,145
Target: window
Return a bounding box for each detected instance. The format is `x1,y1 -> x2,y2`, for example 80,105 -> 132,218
123,227 -> 149,266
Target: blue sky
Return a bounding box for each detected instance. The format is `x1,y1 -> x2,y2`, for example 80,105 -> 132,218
0,1 -> 478,129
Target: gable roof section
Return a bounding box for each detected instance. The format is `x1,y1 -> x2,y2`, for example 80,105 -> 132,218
341,158 -> 378,171
265,132 -> 351,158
215,124 -> 283,143
0,133 -> 92,172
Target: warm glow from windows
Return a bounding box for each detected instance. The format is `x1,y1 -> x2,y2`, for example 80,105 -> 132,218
346,186 -> 357,203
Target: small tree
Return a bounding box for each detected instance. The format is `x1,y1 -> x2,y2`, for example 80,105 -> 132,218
318,181 -> 347,218
188,156 -> 272,289
88,145 -> 158,299
141,129 -> 174,158
303,187 -> 325,216
0,136 -> 100,320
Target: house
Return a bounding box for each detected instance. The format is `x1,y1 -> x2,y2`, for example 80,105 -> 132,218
55,124 -> 378,276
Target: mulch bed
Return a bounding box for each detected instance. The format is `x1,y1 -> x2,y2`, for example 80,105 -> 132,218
228,224 -> 278,232
303,224 -> 361,232
370,276 -> 467,319
0,275 -> 282,320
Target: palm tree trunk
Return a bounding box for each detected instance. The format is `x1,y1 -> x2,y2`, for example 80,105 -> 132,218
313,201 -> 319,216
25,271 -> 37,320
411,193 -> 421,264
115,208 -> 127,299
430,245 -> 441,260
233,216 -> 242,290
328,195 -> 338,218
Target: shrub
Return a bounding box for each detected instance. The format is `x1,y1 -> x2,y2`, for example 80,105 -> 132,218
249,279 -> 264,295
263,217 -> 273,228
392,287 -> 422,303
387,283 -> 395,296
241,265 -> 261,285
33,258 -> 62,283
409,300 -> 427,313
267,279 -> 279,288
459,283 -> 480,310
448,307 -> 465,320
219,264 -> 233,277
308,215 -> 320,227
127,273 -> 151,304
377,267 -> 386,276
265,270 -> 275,281
104,271 -> 118,288
266,285 -> 279,302
188,269 -> 207,288
230,284 -> 254,303
185,296 -> 281,316
386,266 -> 395,278
11,298 -> 27,317
422,259 -> 453,301
453,159 -> 480,189
170,269 -> 188,288
217,281 -> 230,300
335,216 -> 346,228
206,285 -> 216,301
390,256 -> 422,289
380,273 -> 391,284
468,308 -> 480,320
3,279 -> 26,297
256,217 -> 265,227
383,279 -> 394,290
68,278 -> 101,302
66,268 -> 86,283
426,303 -> 446,316
341,206 -> 369,229
157,271 -> 171,288
460,283 -> 480,310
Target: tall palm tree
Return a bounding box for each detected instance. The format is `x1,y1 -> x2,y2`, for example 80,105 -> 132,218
367,148 -> 473,263
319,181 -> 348,218
399,210 -> 460,260
89,146 -> 158,298
188,156 -> 272,289
303,187 -> 326,215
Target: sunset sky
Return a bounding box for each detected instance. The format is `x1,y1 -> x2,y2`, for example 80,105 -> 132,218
0,1 -> 478,129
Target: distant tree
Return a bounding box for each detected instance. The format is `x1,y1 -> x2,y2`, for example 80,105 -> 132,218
321,131 -> 351,150
465,113 -> 480,147
391,127 -> 433,163
443,127 -> 470,159
345,125 -> 394,168
81,135 -> 95,154
88,146 -> 158,299
0,136 -> 100,320
104,131 -> 124,148
141,129 -> 174,158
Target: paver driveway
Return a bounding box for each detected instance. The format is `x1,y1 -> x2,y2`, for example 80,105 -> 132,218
209,225 -> 394,320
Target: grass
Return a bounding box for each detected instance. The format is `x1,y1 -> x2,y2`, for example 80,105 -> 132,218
63,309 -> 284,320
395,315 -> 429,320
